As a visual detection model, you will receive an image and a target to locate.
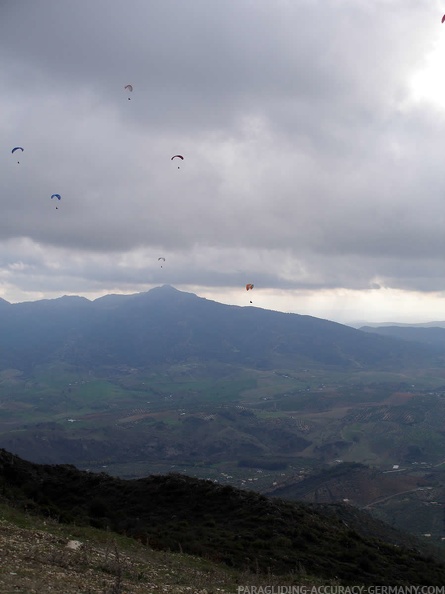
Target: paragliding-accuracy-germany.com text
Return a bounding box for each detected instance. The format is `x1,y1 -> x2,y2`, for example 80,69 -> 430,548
237,585 -> 445,594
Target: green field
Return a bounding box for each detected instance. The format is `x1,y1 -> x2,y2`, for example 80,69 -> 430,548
2,361 -> 445,478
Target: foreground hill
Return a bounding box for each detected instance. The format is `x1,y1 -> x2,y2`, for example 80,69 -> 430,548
1,449 -> 445,585
1,285 -> 444,373
0,502 -> 242,593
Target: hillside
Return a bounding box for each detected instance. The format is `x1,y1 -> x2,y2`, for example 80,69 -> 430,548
0,503 -> 240,593
3,288 -> 445,487
3,286 -> 445,568
361,325 -> 445,349
265,463 -> 421,506
1,449 -> 445,586
1,285 -> 444,373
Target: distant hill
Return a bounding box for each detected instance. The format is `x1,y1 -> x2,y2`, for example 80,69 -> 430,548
1,448 -> 445,585
360,325 -> 445,349
1,285 -> 444,373
356,321 -> 445,329
265,463 -> 420,507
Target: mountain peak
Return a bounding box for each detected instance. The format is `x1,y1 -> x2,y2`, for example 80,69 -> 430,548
0,297 -> 11,307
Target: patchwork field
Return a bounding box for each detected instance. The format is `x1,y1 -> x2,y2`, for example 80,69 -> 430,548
2,361 -> 445,544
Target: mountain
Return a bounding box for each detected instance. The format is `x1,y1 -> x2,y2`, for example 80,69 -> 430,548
356,321 -> 445,329
1,285 -> 444,373
1,448 -> 445,585
0,297 -> 11,309
360,325 -> 445,349
266,463 -> 412,504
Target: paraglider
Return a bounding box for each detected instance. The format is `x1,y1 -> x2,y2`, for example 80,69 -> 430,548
124,84 -> 133,100
442,14 -> 445,23
171,155 -> 184,169
158,257 -> 165,268
51,194 -> 61,209
11,146 -> 24,164
246,283 -> 254,303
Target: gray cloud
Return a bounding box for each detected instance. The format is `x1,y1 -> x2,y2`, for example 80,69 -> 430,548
1,0 -> 444,319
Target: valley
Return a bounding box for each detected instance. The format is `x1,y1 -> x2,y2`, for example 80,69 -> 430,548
1,287 -> 445,551
2,360 -> 445,546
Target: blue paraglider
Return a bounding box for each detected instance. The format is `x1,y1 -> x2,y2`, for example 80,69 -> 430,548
51,194 -> 61,209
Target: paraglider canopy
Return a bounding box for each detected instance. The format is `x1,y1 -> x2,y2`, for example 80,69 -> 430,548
171,154 -> 184,169
51,194 -> 61,210
12,146 -> 24,163
124,84 -> 133,99
442,14 -> 445,23
246,284 -> 254,303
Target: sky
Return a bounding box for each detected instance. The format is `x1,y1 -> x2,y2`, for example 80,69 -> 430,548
2,0 -> 445,324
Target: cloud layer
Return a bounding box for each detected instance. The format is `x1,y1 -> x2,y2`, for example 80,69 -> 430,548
1,0 -> 445,321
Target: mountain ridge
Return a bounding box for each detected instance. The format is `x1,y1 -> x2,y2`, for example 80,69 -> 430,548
0,285 -> 443,373
360,325 -> 445,349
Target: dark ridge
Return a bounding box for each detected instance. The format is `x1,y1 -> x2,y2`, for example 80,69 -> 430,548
0,449 -> 444,585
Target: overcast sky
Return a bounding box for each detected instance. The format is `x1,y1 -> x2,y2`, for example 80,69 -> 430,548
2,0 -> 445,323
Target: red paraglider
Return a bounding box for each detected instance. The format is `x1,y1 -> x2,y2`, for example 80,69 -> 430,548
442,14 -> 445,23
246,283 -> 254,303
